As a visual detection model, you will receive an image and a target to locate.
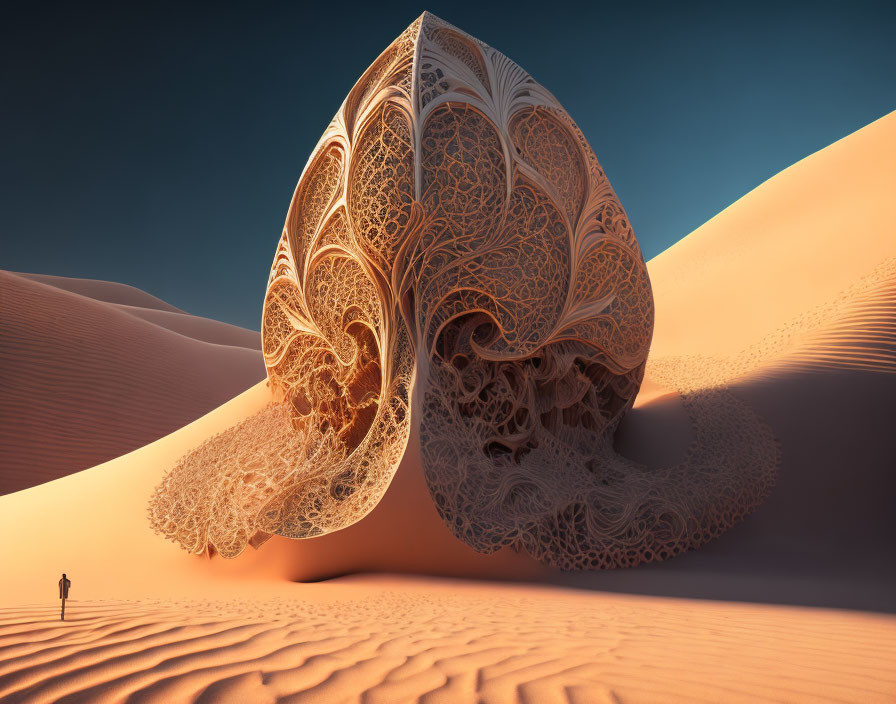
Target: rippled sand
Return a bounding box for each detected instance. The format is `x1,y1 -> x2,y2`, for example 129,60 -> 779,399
2,577 -> 895,703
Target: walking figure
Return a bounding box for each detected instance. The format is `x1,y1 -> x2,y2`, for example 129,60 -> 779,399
59,573 -> 71,621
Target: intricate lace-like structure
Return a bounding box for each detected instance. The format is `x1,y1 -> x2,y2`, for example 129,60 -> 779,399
150,13 -> 771,568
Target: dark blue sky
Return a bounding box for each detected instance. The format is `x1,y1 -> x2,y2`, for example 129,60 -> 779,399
2,0 -> 894,329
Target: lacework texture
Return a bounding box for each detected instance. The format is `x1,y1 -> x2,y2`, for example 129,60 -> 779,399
149,13 -> 774,569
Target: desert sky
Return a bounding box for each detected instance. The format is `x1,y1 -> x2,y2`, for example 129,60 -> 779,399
3,0 -> 895,328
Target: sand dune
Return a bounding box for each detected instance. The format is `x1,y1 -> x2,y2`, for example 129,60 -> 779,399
14,272 -> 186,313
1,583 -> 894,703
1,112 -> 895,700
0,272 -> 264,495
647,110 -> 896,361
14,271 -> 262,350
108,304 -> 261,350
593,112 -> 896,611
0,381 -> 544,601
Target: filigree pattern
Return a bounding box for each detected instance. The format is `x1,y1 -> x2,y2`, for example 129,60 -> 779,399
510,107 -> 587,224
149,12 -> 773,569
284,146 -> 343,282
426,26 -> 491,94
348,103 -> 415,275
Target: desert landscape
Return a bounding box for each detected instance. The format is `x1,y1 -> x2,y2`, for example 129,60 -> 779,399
2,9 -> 895,702
1,107 -> 894,701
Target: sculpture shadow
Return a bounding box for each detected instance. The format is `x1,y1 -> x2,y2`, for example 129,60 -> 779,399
553,365 -> 896,614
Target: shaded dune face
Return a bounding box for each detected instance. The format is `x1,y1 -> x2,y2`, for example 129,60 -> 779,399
0,271 -> 265,496
150,13 -> 720,568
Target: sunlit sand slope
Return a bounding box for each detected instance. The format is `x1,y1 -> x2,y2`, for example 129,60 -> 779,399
0,380 -> 543,603
599,110 -> 896,609
648,110 -> 896,363
0,581 -> 894,703
0,271 -> 264,494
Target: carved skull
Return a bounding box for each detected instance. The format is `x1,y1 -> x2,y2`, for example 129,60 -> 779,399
151,13 -> 656,568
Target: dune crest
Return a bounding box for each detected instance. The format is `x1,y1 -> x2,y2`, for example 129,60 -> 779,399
0,271 -> 264,495
648,110 -> 896,362
15,272 -> 185,313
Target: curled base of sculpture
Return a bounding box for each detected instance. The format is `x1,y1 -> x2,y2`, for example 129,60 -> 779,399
149,12 -> 777,569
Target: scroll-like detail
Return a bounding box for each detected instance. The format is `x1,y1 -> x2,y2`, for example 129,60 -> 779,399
284,146 -> 343,283
149,12 -> 774,569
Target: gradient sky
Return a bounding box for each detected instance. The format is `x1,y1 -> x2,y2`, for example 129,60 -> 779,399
2,0 -> 894,329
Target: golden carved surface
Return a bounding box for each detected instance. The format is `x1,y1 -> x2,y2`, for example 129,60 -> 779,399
146,13 -> 774,571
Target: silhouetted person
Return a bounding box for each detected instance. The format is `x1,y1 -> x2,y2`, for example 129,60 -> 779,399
58,573 -> 71,621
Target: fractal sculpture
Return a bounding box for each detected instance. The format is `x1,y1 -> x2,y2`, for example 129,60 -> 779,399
151,13 -> 771,569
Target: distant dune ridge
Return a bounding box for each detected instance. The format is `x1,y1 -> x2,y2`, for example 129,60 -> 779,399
14,272 -> 186,313
0,107 -> 894,701
0,271 -> 265,495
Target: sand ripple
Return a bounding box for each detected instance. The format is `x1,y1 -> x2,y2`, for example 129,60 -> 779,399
1,585 -> 894,703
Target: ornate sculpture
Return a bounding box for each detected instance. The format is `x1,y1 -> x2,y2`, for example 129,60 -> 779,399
151,13 -> 720,569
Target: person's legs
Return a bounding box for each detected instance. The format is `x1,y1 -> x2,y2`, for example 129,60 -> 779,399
60,597 -> 65,621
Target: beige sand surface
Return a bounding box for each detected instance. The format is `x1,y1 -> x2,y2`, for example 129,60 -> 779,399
0,271 -> 264,494
648,110 -> 896,361
1,112 -> 895,701
1,581 -> 894,704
